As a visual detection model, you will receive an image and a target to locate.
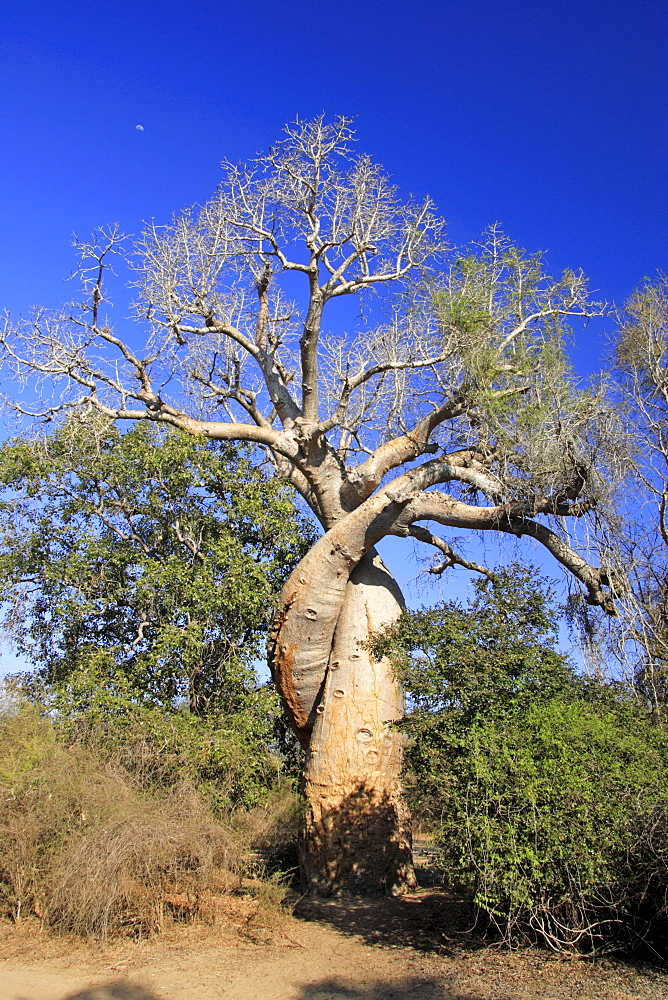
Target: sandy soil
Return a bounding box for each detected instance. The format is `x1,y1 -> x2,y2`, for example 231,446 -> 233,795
0,890 -> 666,1000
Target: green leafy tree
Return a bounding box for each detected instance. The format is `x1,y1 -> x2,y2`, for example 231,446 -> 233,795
0,421 -> 314,714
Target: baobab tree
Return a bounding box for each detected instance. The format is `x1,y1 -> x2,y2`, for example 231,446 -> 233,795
1,116 -> 619,894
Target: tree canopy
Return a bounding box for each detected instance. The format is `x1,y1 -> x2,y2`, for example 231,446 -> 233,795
1,119 -> 619,608
0,421 -> 314,713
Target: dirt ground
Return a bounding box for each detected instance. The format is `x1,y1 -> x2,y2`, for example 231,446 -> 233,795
0,889 -> 666,1000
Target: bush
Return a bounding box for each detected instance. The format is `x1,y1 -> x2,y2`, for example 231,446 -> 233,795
374,566 -> 668,956
431,697 -> 668,953
46,793 -> 239,938
0,683 -> 299,938
28,656 -> 286,809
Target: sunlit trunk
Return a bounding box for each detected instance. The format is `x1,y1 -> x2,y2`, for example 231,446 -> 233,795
299,552 -> 416,894
271,542 -> 416,895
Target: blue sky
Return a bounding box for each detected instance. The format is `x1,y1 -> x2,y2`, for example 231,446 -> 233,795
1,1 -> 665,321
0,0 -> 666,672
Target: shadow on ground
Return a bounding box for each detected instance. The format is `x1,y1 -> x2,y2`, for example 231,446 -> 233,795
294,975 -> 479,1000
57,976 -> 482,1000
61,984 -> 160,1000
293,889 -> 477,955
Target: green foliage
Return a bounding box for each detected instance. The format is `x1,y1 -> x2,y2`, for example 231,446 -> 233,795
374,566 -> 668,954
441,699 -> 668,953
0,420 -> 315,713
30,654 -> 284,810
615,276 -> 668,392
376,565 -> 579,719
0,684 -> 57,790
0,420 -> 308,934
433,229 -> 612,509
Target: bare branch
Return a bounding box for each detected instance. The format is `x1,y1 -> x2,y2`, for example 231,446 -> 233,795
399,523 -> 496,579
392,488 -> 616,613
0,117 -> 619,578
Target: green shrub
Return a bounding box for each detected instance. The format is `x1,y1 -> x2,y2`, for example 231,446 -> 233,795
374,566 -> 668,955
428,696 -> 668,952
27,655 -> 285,810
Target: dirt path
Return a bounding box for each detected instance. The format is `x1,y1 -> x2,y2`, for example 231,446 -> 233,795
0,891 -> 666,1000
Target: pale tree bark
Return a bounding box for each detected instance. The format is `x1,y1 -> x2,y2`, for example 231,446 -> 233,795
300,552 -> 414,894
0,116 -> 622,895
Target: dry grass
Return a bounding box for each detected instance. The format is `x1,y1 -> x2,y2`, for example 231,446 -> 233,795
46,796 -> 240,938
0,694 -> 296,940
233,783 -> 303,877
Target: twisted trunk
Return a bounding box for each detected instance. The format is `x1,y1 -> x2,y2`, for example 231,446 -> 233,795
299,551 -> 416,894
269,498 -> 417,893
268,457 -> 615,893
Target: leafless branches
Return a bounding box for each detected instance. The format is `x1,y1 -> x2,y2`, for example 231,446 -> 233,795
0,116 -> 623,610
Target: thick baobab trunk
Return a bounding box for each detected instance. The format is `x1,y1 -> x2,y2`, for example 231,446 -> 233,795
269,489 -> 422,894
299,551 -> 416,895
